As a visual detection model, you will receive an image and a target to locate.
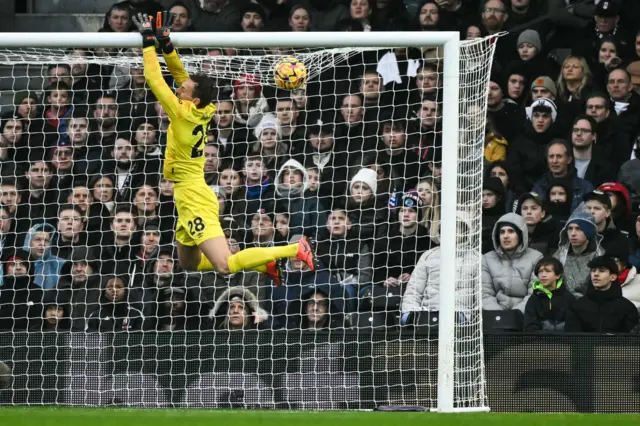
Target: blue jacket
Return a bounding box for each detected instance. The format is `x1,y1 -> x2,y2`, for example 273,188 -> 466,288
23,223 -> 64,289
532,169 -> 594,213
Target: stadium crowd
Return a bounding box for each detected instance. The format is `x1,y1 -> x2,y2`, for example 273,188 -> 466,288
1,0 -> 640,334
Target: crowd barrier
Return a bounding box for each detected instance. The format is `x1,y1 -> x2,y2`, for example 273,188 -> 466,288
1,331 -> 639,412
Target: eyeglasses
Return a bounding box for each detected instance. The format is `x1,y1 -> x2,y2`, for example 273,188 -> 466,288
572,128 -> 593,134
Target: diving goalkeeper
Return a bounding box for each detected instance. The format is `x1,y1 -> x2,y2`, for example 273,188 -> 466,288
132,12 -> 316,284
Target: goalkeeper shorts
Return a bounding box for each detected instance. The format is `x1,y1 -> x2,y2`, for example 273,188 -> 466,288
174,180 -> 225,246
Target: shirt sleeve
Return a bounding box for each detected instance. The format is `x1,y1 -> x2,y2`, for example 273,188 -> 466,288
163,49 -> 190,87
143,46 -> 179,120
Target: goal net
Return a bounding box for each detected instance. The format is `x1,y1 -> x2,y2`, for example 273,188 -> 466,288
0,34 -> 495,411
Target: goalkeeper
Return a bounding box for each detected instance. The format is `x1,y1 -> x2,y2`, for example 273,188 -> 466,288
131,12 -> 317,284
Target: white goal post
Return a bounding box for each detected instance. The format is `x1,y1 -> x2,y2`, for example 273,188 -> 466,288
0,31 -> 494,412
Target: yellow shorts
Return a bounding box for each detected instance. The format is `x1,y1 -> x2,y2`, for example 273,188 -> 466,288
173,180 -> 224,247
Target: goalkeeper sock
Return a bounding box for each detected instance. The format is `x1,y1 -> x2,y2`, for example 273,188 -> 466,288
227,244 -> 298,274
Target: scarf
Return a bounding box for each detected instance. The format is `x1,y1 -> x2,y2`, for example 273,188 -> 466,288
618,268 -> 631,286
246,176 -> 272,199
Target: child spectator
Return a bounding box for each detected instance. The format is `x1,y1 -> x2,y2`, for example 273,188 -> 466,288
482,213 -> 543,312
565,256 -> 639,333
524,256 -> 575,331
583,190 -> 629,257
597,182 -> 633,235
250,114 -> 286,173
306,165 -> 320,193
23,223 -> 64,289
545,179 -> 573,226
346,168 -> 388,245
553,206 -> 605,298
274,159 -> 326,238
86,275 -> 145,332
317,207 -> 373,306
42,82 -> 73,147
232,155 -> 275,228
608,246 -> 640,313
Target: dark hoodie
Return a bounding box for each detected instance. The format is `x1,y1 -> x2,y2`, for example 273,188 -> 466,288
565,281 -> 639,332
0,250 -> 43,331
86,277 -> 144,332
289,286 -> 345,330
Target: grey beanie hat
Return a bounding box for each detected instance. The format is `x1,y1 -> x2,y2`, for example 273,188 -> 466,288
517,29 -> 542,52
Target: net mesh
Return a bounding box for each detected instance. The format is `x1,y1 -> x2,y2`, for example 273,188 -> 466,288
0,36 -> 495,410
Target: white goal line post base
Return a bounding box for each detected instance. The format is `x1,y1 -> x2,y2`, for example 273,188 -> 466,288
0,31 -> 493,413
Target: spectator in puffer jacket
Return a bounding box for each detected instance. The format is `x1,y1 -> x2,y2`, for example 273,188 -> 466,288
553,205 -> 605,298
565,255 -> 639,333
401,212 -> 479,314
23,223 -> 64,289
524,256 -> 575,331
482,213 -> 543,312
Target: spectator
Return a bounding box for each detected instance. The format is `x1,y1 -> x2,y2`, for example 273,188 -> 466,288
565,255 -> 639,332
270,234 -> 342,329
232,74 -> 268,129
294,287 -> 344,330
91,93 -> 119,150
23,223 -> 64,290
584,92 -> 631,171
86,275 -> 145,332
607,69 -> 640,144
102,2 -> 132,32
570,115 -> 613,187
240,3 -> 266,32
608,245 -> 640,312
482,213 -> 543,312
598,182 -> 633,234
507,98 -> 559,188
0,249 -> 43,331
408,96 -> 442,162
210,286 -> 269,330
346,167 -> 388,245
481,176 -> 506,254
373,191 -> 433,288
316,206 -> 373,303
99,206 -> 142,282
103,137 -> 152,203
583,190 -> 630,256
415,0 -> 441,31
154,286 -> 203,331
545,178 -> 575,226
376,118 -> 423,192
276,97 -> 307,157
488,161 -> 520,213
203,143 -> 220,186
31,290 -> 71,332
56,246 -> 101,331
416,176 -> 440,243
556,56 -> 593,114
401,213 -> 478,314
169,1 -> 194,32
515,192 -> 560,255
42,82 -> 73,147
51,204 -> 87,260
249,114 -> 286,174
66,115 -> 101,177
0,204 -> 16,259
288,4 -> 311,32
49,142 -> 77,195
553,206 -> 605,298
487,77 -> 521,143
232,155 -> 274,226
89,175 -> 116,215
274,159 -> 326,238
532,139 -> 594,212
524,256 -> 574,332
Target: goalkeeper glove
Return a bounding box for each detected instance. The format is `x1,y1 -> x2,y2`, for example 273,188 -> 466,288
155,11 -> 176,54
131,13 -> 156,48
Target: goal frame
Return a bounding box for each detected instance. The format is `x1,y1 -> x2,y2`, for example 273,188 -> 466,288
0,31 -> 476,413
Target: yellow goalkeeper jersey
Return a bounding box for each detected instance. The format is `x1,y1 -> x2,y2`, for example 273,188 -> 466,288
142,46 -> 216,183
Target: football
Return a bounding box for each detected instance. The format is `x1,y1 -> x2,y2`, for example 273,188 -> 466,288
274,57 -> 307,90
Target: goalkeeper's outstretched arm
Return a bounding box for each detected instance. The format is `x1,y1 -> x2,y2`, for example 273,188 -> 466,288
132,12 -> 180,119
154,11 -> 190,86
